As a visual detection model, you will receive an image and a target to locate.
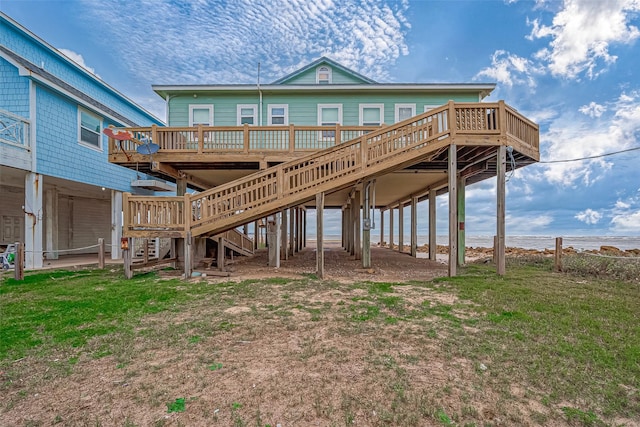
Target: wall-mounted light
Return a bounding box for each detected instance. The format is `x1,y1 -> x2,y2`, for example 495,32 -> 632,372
193,94 -> 198,98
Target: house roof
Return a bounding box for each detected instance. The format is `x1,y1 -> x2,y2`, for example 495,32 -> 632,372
153,83 -> 496,99
0,12 -> 162,125
153,56 -> 496,99
271,56 -> 377,85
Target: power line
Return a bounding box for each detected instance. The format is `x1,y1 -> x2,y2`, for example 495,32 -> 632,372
539,145 -> 640,164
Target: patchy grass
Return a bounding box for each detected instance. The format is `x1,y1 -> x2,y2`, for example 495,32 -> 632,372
1,262 -> 639,426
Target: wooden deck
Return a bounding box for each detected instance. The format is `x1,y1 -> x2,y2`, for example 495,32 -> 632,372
108,101 -> 539,239
114,102 -> 539,241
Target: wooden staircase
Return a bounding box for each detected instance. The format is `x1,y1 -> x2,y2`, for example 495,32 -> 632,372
121,102 -> 539,239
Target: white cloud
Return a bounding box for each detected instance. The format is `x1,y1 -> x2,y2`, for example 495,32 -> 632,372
474,50 -> 540,88
579,101 -> 606,118
610,190 -> 640,232
80,0 -> 410,84
541,90 -> 640,186
575,208 -> 602,224
59,48 -> 99,77
528,0 -> 640,79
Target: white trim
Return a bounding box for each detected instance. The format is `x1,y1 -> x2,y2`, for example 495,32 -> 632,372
267,104 -> 288,125
317,104 -> 343,126
424,105 -> 440,112
316,65 -> 332,84
317,104 -> 342,140
395,103 -> 416,123
188,104 -> 214,126
154,83 -> 496,92
29,80 -> 37,171
359,103 -> 384,126
236,104 -> 258,126
78,106 -> 103,151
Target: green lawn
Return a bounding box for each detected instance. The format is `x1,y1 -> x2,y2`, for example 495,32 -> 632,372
1,258 -> 638,426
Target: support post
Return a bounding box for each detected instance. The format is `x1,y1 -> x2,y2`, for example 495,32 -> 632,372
267,214 -> 280,267
341,208 -> 346,249
123,238 -> 133,279
281,209 -> 288,260
111,190 -> 123,259
184,232 -> 192,278
254,220 -> 259,250
98,238 -> 105,269
380,209 -> 384,246
411,196 -> 417,257
24,172 -> 43,269
218,237 -> 225,271
554,237 -> 563,272
289,208 -> 295,256
303,209 -> 307,248
398,202 -> 404,253
457,175 -> 466,267
448,144 -> 458,277
45,188 -> 58,260
429,189 -> 437,261
355,190 -> 361,260
496,145 -> 506,275
176,176 -> 187,196
389,208 -> 394,250
316,192 -> 325,279
362,183 -> 371,268
14,242 -> 24,280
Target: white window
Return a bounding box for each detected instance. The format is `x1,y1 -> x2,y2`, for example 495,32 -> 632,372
317,66 -> 332,84
318,104 -> 342,138
395,104 -> 416,122
359,104 -> 384,126
78,108 -> 102,149
424,105 -> 439,112
268,104 -> 288,125
237,104 -> 257,125
189,104 -> 213,126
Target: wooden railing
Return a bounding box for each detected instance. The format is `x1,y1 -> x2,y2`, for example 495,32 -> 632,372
0,109 -> 30,148
215,228 -> 254,256
109,124 -> 380,155
121,101 -> 539,238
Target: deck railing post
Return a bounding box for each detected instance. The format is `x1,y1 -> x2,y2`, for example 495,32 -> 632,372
198,124 -> 204,154
151,124 -> 158,147
335,123 -> 341,146
243,123 -> 250,153
122,192 -> 130,235
448,100 -> 457,138
289,124 -> 295,153
184,194 -> 192,235
498,100 -> 507,143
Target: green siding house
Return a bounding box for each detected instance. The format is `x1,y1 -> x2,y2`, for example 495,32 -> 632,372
153,57 -> 495,128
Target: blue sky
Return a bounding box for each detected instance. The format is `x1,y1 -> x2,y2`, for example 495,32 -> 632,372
2,0 -> 640,237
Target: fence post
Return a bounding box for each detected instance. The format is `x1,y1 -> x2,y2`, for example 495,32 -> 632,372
123,238 -> 133,279
98,238 -> 105,269
14,242 -> 24,281
493,235 -> 498,265
554,237 -> 563,272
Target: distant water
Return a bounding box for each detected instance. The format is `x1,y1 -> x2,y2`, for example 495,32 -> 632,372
322,235 -> 640,251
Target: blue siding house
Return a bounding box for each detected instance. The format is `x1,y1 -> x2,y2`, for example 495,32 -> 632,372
0,12 -> 165,268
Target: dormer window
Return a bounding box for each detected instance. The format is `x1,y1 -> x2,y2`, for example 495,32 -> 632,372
317,66 -> 332,84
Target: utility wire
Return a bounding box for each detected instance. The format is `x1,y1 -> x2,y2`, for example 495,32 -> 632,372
539,145 -> 640,164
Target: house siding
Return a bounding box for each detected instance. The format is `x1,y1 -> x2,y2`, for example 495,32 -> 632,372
0,17 -> 159,126
283,66 -> 369,85
0,57 -> 30,118
34,84 -> 155,193
168,92 -> 482,127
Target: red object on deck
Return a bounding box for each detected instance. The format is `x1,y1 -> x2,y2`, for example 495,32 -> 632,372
103,127 -> 133,141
